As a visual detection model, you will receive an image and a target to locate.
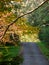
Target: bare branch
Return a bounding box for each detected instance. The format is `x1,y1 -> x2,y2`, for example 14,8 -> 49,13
0,0 -> 48,40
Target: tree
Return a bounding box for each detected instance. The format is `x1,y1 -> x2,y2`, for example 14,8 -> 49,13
27,0 -> 49,46
39,26 -> 49,46
28,0 -> 49,27
0,0 -> 48,40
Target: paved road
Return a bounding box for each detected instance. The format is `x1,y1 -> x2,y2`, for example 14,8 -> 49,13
21,42 -> 49,65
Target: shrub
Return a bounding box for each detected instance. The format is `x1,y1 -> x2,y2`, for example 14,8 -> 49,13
0,33 -> 23,65
38,26 -> 49,46
0,55 -> 23,65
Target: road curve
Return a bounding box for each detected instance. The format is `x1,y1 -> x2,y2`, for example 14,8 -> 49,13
21,42 -> 49,65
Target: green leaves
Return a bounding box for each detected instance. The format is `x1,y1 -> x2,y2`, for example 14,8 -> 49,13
28,1 -> 49,26
0,46 -> 20,62
0,1 -> 5,12
39,26 -> 49,46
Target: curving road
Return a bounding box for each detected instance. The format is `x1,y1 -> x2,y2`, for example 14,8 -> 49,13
21,42 -> 49,65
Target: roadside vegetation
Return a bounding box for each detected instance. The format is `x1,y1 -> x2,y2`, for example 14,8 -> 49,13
0,0 -> 49,65
38,26 -> 49,60
37,42 -> 49,60
28,1 -> 49,60
0,33 -> 23,65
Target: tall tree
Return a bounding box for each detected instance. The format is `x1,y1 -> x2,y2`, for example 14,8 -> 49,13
28,0 -> 49,27
0,0 -> 47,40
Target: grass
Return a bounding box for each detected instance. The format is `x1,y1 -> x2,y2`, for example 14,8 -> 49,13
37,42 -> 49,60
0,42 -> 23,65
0,45 -> 21,61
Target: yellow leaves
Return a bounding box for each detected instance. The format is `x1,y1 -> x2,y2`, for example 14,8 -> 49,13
15,17 -> 39,35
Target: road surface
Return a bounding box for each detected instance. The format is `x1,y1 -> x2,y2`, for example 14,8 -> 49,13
21,42 -> 49,65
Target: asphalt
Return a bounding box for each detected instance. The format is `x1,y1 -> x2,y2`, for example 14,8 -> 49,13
21,42 -> 49,65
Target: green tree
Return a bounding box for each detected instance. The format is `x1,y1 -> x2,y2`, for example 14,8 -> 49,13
28,1 -> 49,27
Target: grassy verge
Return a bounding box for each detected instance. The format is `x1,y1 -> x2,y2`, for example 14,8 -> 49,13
37,42 -> 49,60
0,45 -> 21,61
0,45 -> 23,65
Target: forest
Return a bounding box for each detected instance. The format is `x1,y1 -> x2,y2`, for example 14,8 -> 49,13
0,0 -> 49,65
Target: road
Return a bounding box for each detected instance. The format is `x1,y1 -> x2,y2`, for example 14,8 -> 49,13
21,42 -> 49,65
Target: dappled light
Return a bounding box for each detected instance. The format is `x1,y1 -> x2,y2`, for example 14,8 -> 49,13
20,34 -> 40,42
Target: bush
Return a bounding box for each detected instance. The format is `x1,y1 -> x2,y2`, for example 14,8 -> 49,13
0,45 -> 23,65
0,55 -> 23,65
0,33 -> 23,65
38,26 -> 49,46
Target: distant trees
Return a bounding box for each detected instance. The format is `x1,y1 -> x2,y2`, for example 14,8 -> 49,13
28,1 -> 49,27
28,1 -> 49,46
39,26 -> 49,46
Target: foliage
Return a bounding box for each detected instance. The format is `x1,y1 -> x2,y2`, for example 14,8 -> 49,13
0,0 -> 49,64
0,55 -> 23,65
37,42 -> 49,59
0,44 -> 23,65
16,17 -> 39,35
0,45 -> 20,61
28,1 -> 49,26
38,26 -> 49,46
0,0 -> 22,12
0,46 -> 23,65
0,33 -> 22,65
27,0 -> 49,47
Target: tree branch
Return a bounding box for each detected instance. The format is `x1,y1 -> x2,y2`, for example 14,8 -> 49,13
0,0 -> 48,40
